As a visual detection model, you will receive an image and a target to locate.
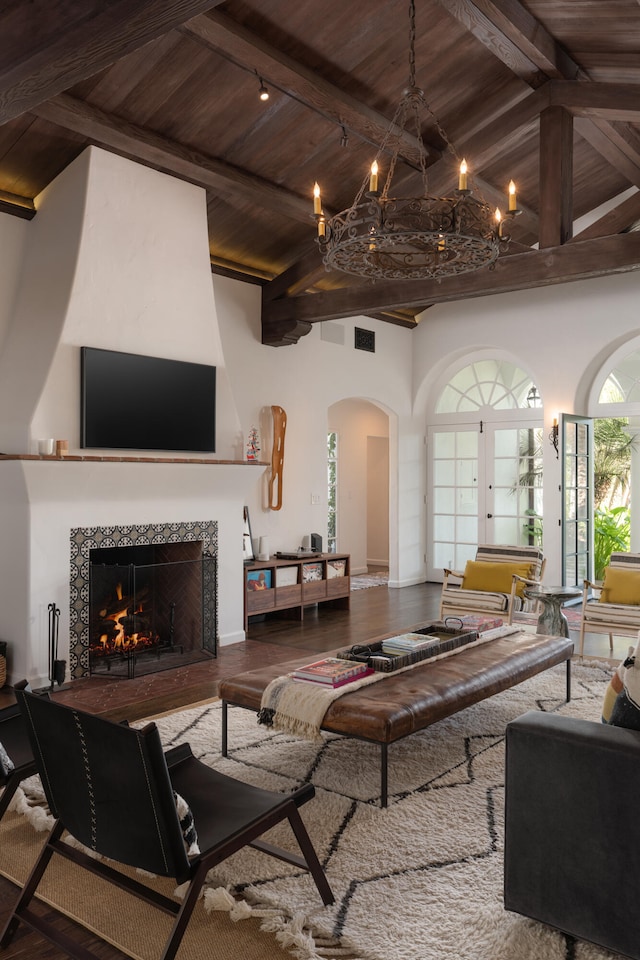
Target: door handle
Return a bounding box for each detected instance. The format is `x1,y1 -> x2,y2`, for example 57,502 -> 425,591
486,513 -> 493,518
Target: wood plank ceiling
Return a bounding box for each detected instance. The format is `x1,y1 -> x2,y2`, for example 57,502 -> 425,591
1,0 -> 639,345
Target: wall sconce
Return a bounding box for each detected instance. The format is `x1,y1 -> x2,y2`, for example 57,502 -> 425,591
549,417 -> 559,459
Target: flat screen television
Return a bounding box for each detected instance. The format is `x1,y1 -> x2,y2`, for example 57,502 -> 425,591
81,347 -> 216,452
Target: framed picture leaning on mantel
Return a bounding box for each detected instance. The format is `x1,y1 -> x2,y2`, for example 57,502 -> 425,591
243,506 -> 254,564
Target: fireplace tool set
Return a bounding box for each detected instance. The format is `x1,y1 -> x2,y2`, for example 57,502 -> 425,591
47,602 -> 66,689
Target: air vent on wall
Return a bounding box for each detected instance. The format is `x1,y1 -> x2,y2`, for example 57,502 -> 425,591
354,327 -> 375,353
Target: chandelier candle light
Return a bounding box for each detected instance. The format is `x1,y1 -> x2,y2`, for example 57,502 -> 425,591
313,0 -> 520,281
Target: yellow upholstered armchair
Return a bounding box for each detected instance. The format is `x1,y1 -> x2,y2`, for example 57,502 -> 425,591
579,551 -> 640,658
439,544 -> 546,625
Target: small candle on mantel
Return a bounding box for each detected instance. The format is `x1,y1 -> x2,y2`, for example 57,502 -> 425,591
369,161 -> 379,193
508,180 -> 517,212
458,159 -> 468,191
313,182 -> 322,215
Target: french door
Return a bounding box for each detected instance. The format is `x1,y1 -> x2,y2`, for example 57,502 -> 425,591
428,421 -> 543,580
562,415 -> 593,586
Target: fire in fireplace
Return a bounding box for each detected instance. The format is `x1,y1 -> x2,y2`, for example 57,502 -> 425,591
88,542 -> 216,679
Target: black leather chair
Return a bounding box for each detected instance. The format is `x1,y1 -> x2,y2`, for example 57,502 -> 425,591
505,710 -> 640,960
0,702 -> 38,823
1,683 -> 333,960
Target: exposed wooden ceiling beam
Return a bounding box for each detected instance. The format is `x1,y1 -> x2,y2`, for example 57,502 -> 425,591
32,94 -> 314,224
262,245 -> 326,300
539,106 -> 573,248
436,0 -> 640,199
549,81 -> 640,122
262,233 -> 640,331
431,0 -> 548,86
435,0 -> 582,81
0,191 -> 36,221
180,10 -> 441,166
0,0 -> 225,125
574,118 -> 640,188
571,190 -> 640,242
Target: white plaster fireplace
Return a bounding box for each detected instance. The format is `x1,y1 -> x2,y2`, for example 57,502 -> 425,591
0,147 -> 262,687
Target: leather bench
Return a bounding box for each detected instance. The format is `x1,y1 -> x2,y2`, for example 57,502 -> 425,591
220,631 -> 574,806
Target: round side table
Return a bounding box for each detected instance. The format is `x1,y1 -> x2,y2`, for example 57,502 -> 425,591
523,585 -> 582,637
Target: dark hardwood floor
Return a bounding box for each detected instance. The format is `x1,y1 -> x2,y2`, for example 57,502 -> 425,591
0,580 -> 443,722
0,580 -> 443,960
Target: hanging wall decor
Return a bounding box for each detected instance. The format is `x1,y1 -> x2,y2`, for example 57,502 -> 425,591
269,406 -> 287,510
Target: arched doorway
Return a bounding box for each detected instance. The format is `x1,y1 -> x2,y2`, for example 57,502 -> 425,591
328,398 -> 390,576
427,358 -> 543,581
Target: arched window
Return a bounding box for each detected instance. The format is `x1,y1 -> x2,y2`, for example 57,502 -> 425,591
436,360 -> 542,414
598,349 -> 640,404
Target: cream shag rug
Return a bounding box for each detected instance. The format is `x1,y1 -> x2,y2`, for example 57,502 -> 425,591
10,661 -> 624,960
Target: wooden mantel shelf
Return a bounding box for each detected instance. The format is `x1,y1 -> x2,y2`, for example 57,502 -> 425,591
0,454 -> 269,465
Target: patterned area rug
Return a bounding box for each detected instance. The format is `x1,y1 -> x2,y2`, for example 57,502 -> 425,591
137,661 -> 616,960
350,572 -> 389,590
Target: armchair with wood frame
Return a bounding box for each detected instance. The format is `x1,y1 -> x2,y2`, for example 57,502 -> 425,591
439,544 -> 546,625
578,550 -> 640,658
1,683 -> 333,960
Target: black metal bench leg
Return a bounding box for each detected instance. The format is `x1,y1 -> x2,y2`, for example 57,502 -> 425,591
566,658 -> 572,703
381,742 -> 388,808
221,700 -> 228,757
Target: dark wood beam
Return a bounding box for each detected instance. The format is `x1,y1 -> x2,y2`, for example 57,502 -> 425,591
571,191 -> 640,242
0,0 -> 225,125
262,233 -> 640,331
32,94 -> 314,224
0,191 -> 36,220
432,0 -> 547,86
436,0 -> 584,83
366,312 -> 418,329
180,10 -> 440,167
262,245 -> 327,300
539,106 -> 573,248
549,81 -> 640,122
436,0 -> 640,200
574,118 -> 640,188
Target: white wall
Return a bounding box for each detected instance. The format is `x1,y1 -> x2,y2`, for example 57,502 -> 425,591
0,148 -> 253,685
215,277 -> 423,586
412,270 -> 640,582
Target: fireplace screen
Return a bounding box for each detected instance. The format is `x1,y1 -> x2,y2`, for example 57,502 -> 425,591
88,549 -> 216,679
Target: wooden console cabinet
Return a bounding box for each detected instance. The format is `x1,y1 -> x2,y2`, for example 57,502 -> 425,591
244,553 -> 350,631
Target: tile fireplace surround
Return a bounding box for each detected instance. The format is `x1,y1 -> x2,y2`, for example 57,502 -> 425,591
71,518 -> 218,680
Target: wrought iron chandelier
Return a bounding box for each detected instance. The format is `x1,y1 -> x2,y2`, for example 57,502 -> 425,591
312,0 -> 520,282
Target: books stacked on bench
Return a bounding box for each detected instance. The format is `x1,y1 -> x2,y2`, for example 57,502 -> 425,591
292,657 -> 374,688
381,633 -> 441,656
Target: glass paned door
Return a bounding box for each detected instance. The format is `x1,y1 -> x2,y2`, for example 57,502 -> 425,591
429,422 -> 543,580
491,426 -> 543,548
431,428 -> 479,577
562,416 -> 593,586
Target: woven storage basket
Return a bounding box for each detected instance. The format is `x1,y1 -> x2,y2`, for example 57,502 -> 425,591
0,640 -> 6,688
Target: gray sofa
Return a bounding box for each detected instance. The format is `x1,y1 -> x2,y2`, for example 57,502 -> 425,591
504,710 -> 640,960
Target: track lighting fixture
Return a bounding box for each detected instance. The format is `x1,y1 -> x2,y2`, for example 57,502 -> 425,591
340,126 -> 349,148
258,78 -> 269,101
